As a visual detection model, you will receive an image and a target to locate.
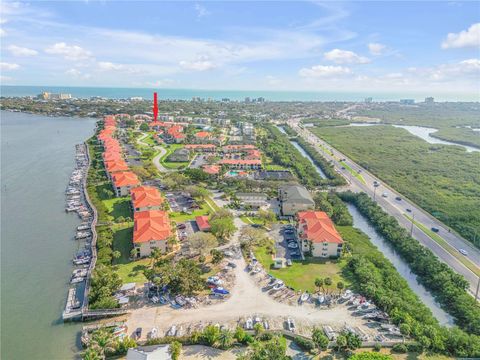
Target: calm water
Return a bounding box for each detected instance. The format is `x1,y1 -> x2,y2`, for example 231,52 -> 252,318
392,125 -> 479,152
341,123 -> 479,152
1,85 -> 478,102
290,141 -> 327,179
347,204 -> 454,326
1,110 -> 96,359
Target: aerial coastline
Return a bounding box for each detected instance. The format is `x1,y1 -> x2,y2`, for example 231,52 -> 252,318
7,90 -> 475,359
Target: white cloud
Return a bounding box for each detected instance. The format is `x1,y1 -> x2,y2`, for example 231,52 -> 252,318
299,64 -> 352,78
441,23 -> 480,49
8,45 -> 38,56
194,3 -> 210,18
409,58 -> 480,81
45,42 -> 92,61
323,49 -> 370,64
97,61 -> 123,71
65,68 -> 91,79
368,42 -> 386,55
179,59 -> 217,71
0,62 -> 20,70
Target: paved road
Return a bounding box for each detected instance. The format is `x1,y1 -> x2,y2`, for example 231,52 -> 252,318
288,119 -> 480,297
136,133 -> 171,173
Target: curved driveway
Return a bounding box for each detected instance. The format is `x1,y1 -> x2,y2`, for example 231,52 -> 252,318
136,133 -> 171,173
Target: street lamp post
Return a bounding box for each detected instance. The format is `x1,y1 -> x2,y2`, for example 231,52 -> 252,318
410,212 -> 415,237
476,276 -> 480,303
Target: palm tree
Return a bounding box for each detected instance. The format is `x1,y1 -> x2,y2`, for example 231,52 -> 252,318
336,281 -> 344,295
91,330 -> 116,358
150,248 -> 163,266
314,277 -> 324,293
83,347 -> 102,360
217,329 -> 234,349
324,277 -> 332,293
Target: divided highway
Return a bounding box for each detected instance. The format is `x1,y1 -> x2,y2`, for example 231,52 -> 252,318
288,119 -> 480,297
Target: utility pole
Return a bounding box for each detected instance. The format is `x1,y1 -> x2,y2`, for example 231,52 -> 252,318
476,276 -> 480,303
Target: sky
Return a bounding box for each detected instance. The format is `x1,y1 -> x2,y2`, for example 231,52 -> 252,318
0,1 -> 479,94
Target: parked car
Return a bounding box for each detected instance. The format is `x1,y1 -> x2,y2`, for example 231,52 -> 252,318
395,197 -> 402,201
134,328 -> 142,339
406,208 -> 412,213
290,250 -> 300,257
431,227 -> 440,233
382,192 -> 388,198
177,223 -> 186,229
288,243 -> 298,249
286,259 -> 292,266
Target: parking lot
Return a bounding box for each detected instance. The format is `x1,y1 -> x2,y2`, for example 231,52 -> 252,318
166,192 -> 200,213
124,143 -> 143,166
269,224 -> 302,261
176,220 -> 197,242
189,155 -> 208,169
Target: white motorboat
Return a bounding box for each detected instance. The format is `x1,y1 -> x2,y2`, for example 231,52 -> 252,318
300,293 -> 310,303
149,327 -> 158,339
166,325 -> 177,337
287,318 -> 295,332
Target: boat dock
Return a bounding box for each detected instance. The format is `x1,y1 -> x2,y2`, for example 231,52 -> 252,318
63,142 -> 95,322
62,288 -> 82,320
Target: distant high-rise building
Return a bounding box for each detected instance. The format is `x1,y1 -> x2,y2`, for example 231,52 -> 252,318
425,97 -> 434,104
400,99 -> 415,105
257,97 -> 265,102
244,97 -> 251,103
364,97 -> 373,103
38,92 -> 72,100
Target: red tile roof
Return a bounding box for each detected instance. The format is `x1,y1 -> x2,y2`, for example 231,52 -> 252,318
297,211 -> 343,244
133,210 -> 172,243
195,216 -> 211,231
223,144 -> 256,152
105,159 -> 129,173
111,171 -> 140,188
195,131 -> 211,138
103,151 -> 123,161
131,186 -> 164,209
185,144 -> 216,150
245,149 -> 262,160
218,159 -> 262,165
202,164 -> 221,175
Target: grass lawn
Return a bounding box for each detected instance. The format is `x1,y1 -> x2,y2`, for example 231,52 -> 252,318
253,246 -> 348,292
102,197 -> 133,221
160,144 -> 190,169
170,204 -> 212,222
115,258 -> 149,284
240,215 -> 264,225
339,160 -> 366,184
404,214 -> 480,276
204,196 -> 220,212
265,164 -> 288,171
112,223 -> 134,264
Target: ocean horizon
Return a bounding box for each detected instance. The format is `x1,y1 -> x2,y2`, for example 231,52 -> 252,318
1,85 -> 478,102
